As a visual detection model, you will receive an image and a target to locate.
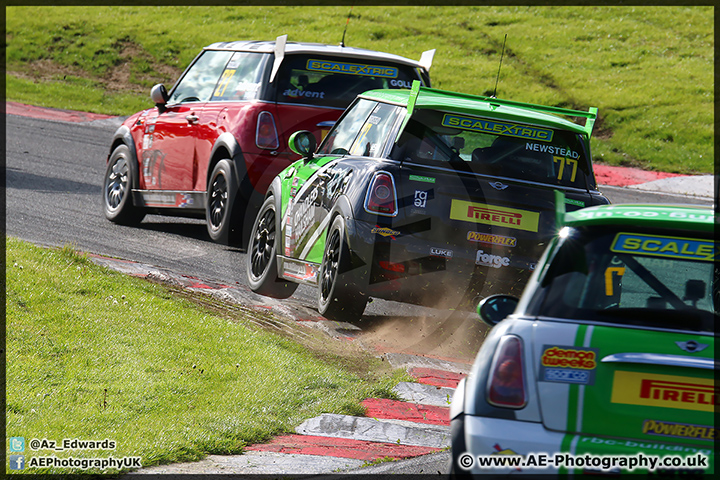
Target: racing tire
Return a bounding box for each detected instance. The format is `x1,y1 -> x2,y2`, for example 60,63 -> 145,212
246,195 -> 298,299
318,215 -> 368,321
206,159 -> 239,245
448,417 -> 473,479
103,144 -> 145,225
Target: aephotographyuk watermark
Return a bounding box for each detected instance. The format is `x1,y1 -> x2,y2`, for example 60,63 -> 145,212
7,436 -> 142,471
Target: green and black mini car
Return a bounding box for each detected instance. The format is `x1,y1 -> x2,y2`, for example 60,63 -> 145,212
246,81 -> 609,320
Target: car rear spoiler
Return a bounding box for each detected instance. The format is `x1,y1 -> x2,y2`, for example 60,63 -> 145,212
397,80 -> 598,141
419,49 -> 435,72
269,34 -> 287,83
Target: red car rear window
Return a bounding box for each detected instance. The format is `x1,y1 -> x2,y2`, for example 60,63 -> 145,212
275,54 -> 422,109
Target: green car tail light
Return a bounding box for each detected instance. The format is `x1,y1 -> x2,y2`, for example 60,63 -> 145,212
364,172 -> 398,216
487,335 -> 527,408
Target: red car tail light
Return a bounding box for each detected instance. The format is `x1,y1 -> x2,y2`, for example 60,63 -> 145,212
256,111 -> 279,149
364,172 -> 398,216
487,335 -> 527,408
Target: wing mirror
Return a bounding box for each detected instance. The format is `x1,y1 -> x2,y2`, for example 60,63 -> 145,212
477,294 -> 519,326
288,130 -> 317,162
150,84 -> 169,112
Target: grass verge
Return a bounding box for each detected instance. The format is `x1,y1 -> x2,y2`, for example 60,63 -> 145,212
5,236 -> 410,475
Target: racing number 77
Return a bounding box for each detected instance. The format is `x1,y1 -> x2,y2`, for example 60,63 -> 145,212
553,156 -> 578,183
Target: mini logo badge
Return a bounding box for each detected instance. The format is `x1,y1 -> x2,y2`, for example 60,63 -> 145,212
675,340 -> 708,353
489,181 -> 508,190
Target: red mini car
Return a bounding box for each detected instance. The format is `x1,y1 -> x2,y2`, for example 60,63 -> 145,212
102,34 -> 434,246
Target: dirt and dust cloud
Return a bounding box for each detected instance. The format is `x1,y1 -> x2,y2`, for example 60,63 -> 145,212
358,308 -> 490,365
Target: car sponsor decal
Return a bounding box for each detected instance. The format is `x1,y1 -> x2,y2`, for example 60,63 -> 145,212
430,247 -> 453,258
467,231 -> 517,247
291,186 -> 320,246
642,420 -> 714,441
372,226 -> 400,239
611,371 -> 716,412
282,88 -> 326,99
136,191 -> 203,208
139,191 -> 175,207
390,79 -> 414,88
610,233 -> 715,262
409,174 -> 435,183
306,59 -> 398,78
492,444 -> 523,472
283,261 -> 319,283
142,149 -> 165,188
414,190 -> 429,208
574,435 -> 714,456
539,345 -> 598,386
570,208 -> 713,222
290,176 -> 302,198
564,198 -> 585,207
475,250 -> 509,269
280,158 -> 341,261
441,114 -> 553,142
450,200 -> 540,232
177,193 -> 195,208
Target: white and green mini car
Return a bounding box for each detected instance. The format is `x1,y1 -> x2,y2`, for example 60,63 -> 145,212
450,203 -> 716,477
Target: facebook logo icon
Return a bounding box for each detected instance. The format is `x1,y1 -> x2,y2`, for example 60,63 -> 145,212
9,455 -> 25,470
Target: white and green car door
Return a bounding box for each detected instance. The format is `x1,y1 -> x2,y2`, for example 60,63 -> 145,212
278,97 -> 403,283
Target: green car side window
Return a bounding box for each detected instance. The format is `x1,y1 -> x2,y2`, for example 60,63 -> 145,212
318,99 -> 376,156
349,103 -> 402,158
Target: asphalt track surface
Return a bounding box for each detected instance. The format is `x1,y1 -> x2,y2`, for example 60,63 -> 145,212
5,104 -> 715,475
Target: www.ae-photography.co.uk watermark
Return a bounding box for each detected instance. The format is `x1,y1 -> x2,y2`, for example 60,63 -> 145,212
457,450 -> 710,473
8,436 -> 142,471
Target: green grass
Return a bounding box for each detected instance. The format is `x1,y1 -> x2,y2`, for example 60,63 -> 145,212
6,237 -> 409,475
5,5 -> 713,173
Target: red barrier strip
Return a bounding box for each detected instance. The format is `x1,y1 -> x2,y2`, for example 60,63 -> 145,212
245,434 -> 441,461
409,367 -> 465,388
362,398 -> 450,426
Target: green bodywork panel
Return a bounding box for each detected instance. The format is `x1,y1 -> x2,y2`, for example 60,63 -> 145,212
564,204 -> 716,233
